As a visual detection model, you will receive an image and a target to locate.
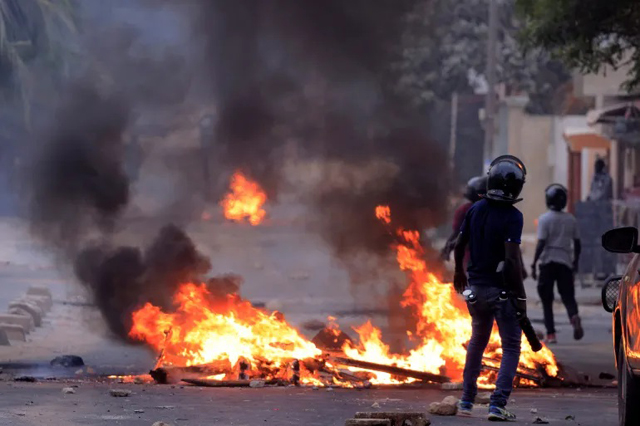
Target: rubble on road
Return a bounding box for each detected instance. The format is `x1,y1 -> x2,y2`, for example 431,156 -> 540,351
51,355 -> 85,368
353,411 -> 430,426
152,422 -> 173,426
345,420 -> 390,426
428,396 -> 458,416
109,389 -> 132,397
62,387 -> 76,394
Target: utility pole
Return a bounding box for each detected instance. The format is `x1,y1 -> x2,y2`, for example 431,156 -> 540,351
449,92 -> 458,170
483,0 -> 498,168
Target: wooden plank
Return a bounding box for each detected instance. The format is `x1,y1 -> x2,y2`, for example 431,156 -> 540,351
182,379 -> 252,387
181,378 -> 285,387
481,364 -> 540,384
330,356 -> 450,383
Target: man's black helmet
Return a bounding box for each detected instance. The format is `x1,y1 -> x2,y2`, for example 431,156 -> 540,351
545,184 -> 568,211
464,176 -> 488,202
486,155 -> 526,203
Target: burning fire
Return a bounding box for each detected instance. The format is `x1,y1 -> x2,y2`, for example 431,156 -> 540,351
129,204 -> 558,387
344,208 -> 558,383
130,283 -> 321,382
221,171 -> 267,225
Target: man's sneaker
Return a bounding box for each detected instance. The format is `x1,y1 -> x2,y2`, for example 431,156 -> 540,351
457,400 -> 473,416
571,315 -> 584,340
488,406 -> 517,422
546,333 -> 557,344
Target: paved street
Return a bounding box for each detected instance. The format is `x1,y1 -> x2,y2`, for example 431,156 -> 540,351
0,216 -> 620,425
0,382 -> 618,426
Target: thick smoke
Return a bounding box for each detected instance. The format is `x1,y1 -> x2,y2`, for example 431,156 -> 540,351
27,84 -> 130,253
73,224 -> 213,338
186,0 -> 451,255
26,0 -> 452,339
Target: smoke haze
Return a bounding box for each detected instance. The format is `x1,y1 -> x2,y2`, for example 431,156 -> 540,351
24,0 -> 451,339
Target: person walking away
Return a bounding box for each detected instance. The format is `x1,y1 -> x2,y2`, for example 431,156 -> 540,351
441,175 -> 488,265
588,158 -> 613,201
453,155 -> 527,422
531,184 -> 583,344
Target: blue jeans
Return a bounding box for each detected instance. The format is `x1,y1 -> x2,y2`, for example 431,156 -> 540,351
461,285 -> 522,408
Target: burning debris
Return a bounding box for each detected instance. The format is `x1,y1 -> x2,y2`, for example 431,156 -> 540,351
125,205 -> 559,389
221,171 -> 268,225
21,1 -> 564,393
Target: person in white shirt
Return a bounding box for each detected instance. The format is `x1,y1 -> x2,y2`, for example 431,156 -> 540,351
531,184 -> 583,344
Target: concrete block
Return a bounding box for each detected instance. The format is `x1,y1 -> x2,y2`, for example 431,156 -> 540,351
355,412 -> 430,426
0,329 -> 9,346
0,314 -> 34,332
345,420 -> 391,426
23,295 -> 51,312
27,292 -> 53,308
0,323 -> 26,342
8,302 -> 42,327
26,286 -> 52,299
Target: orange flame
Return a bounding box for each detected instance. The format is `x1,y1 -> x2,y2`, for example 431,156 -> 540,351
129,204 -> 557,387
130,283 -> 322,382
221,171 -> 267,225
375,205 -> 391,224
344,206 -> 558,383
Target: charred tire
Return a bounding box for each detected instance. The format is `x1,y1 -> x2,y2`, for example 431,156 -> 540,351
618,344 -> 640,426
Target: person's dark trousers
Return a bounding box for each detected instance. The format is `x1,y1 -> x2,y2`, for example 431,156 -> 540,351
537,262 -> 579,335
461,285 -> 522,408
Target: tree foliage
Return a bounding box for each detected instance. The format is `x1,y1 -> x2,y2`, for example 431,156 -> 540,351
0,0 -> 77,124
517,0 -> 640,91
393,0 -> 570,114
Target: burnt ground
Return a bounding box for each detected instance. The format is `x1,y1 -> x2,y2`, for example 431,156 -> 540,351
0,213 -> 621,425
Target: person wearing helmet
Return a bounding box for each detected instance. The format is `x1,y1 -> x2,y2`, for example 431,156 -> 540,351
531,184 -> 583,344
440,176 -> 487,264
453,155 -> 527,422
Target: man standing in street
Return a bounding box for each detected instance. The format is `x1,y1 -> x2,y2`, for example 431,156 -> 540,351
454,155 -> 527,422
588,158 -> 613,201
531,184 -> 583,343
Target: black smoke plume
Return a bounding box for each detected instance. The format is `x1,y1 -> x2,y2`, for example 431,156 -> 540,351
27,84 -> 130,254
26,0 -> 452,340
186,0 -> 451,255
73,224 -> 212,338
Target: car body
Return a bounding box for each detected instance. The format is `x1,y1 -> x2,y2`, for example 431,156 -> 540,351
601,227 -> 640,426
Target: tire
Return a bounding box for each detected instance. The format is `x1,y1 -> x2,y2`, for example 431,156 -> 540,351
618,343 -> 640,426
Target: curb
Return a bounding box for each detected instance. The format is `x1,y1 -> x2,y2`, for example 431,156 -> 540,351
0,323 -> 26,342
8,302 -> 42,327
0,314 -> 34,332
